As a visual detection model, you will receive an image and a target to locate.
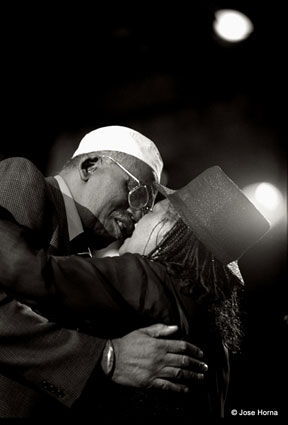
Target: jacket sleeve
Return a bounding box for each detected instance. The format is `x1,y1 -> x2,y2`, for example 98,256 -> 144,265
0,211 -> 182,336
0,293 -> 106,407
46,253 -> 181,332
0,159 -> 107,408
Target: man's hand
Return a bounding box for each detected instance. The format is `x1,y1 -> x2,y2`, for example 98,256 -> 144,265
110,324 -> 208,393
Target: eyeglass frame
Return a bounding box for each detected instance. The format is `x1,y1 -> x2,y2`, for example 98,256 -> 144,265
99,154 -> 157,212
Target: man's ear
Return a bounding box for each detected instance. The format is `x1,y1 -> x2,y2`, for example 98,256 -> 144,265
79,155 -> 100,181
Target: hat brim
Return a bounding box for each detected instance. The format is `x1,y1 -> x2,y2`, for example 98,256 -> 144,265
154,182 -> 176,197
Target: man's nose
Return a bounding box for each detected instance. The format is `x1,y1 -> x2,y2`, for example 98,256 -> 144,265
127,207 -> 143,223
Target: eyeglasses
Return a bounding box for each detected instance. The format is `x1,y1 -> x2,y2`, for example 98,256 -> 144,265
101,155 -> 156,212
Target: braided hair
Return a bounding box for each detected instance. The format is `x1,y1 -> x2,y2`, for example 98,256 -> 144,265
147,204 -> 244,353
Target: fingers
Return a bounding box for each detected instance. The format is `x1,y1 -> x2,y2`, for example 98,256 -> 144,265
151,378 -> 189,393
165,353 -> 208,373
165,339 -> 204,360
160,367 -> 205,382
139,324 -> 204,361
140,323 -> 179,338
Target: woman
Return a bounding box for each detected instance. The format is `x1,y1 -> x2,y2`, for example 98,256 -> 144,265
0,166 -> 270,417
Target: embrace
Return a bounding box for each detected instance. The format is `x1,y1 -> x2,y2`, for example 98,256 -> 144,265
0,126 -> 269,418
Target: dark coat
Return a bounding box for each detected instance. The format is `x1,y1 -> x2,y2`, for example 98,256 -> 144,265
0,157 -> 106,418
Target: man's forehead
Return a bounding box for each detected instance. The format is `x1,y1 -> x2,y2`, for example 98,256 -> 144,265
133,165 -> 156,185
111,153 -> 156,184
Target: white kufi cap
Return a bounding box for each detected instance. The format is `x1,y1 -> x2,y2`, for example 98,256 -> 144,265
72,126 -> 163,183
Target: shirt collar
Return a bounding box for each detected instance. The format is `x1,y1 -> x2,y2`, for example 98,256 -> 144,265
54,175 -> 84,241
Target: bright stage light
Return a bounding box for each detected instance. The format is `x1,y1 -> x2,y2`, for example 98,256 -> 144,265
242,182 -> 286,227
255,183 -> 282,211
213,9 -> 254,42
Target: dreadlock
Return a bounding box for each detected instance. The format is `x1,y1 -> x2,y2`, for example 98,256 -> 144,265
148,211 -> 244,353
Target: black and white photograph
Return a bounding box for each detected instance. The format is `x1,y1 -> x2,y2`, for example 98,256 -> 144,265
0,1 -> 286,419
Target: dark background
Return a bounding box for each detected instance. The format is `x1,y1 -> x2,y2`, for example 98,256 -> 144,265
1,1 -> 287,418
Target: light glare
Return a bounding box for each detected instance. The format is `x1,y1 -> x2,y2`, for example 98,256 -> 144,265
255,183 -> 281,210
214,9 -> 254,42
243,182 -> 286,227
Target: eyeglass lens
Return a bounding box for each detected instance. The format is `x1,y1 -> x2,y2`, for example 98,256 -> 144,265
128,186 -> 149,209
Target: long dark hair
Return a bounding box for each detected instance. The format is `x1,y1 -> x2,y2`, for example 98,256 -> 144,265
147,205 -> 244,353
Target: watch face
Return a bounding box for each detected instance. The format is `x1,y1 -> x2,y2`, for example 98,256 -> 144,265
104,340 -> 115,376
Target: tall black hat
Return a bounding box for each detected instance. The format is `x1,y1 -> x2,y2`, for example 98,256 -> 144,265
155,166 -> 270,284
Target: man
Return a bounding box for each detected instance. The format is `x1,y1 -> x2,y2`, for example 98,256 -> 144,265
0,125 -> 205,417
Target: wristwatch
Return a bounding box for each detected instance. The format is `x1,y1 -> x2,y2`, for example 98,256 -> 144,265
101,339 -> 115,377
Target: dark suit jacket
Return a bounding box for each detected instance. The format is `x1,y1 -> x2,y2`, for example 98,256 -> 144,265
0,157 -> 106,418
0,201 -> 230,417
